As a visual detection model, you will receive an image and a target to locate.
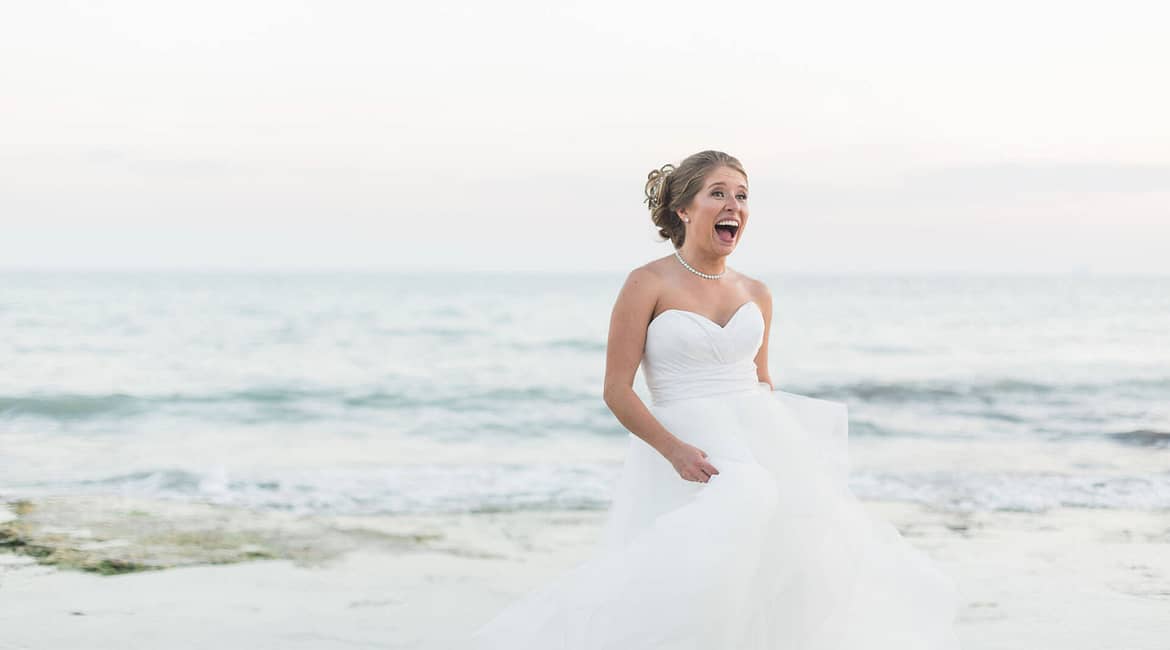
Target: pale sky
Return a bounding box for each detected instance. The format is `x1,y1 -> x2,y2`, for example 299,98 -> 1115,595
2,0 -> 1168,273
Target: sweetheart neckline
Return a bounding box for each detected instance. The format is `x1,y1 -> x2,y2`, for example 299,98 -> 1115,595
648,300 -> 759,331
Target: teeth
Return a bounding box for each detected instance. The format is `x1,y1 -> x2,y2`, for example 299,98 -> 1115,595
716,219 -> 739,227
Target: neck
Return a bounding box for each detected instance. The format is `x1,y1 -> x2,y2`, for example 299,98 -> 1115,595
677,246 -> 726,276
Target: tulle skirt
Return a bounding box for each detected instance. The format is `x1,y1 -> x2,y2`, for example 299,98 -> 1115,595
468,383 -> 962,649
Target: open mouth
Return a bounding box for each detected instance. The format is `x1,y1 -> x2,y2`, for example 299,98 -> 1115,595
714,222 -> 739,244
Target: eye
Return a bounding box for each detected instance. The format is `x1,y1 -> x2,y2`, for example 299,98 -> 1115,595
711,190 -> 724,197
737,193 -> 748,200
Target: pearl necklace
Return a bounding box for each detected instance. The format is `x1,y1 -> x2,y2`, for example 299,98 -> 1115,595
674,248 -> 726,279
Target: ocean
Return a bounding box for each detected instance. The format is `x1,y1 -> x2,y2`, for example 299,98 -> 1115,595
1,270 -> 1167,516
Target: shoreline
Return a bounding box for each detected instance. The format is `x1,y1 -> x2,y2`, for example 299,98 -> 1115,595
2,496 -> 1169,649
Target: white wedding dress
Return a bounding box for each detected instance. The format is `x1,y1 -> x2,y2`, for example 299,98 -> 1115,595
468,300 -> 962,649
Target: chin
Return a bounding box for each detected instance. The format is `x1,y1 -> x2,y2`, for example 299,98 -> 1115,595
713,239 -> 739,254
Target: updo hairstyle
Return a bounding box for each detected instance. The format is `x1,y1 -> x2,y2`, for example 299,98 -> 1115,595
643,150 -> 747,249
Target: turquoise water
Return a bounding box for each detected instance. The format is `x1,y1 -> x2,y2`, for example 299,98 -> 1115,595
1,271 -> 1168,514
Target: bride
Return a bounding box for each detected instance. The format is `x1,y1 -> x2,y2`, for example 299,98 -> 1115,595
468,150 -> 963,649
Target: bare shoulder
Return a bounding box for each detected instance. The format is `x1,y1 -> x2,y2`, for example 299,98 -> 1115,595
615,260 -> 666,311
641,254 -> 677,277
735,270 -> 772,304
628,256 -> 678,292
628,258 -> 669,285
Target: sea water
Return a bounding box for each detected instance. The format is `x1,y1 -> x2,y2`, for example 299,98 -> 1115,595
1,271 -> 1167,515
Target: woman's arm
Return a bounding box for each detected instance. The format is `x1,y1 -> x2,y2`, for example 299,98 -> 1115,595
601,267 -> 680,457
601,267 -> 720,482
751,279 -> 774,390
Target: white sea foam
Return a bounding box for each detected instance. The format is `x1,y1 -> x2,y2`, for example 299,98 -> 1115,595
2,271 -> 1168,515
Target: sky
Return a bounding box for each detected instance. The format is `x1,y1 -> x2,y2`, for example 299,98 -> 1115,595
2,0 -> 1168,273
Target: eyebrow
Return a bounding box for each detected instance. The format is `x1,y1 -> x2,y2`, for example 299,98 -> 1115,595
707,181 -> 748,190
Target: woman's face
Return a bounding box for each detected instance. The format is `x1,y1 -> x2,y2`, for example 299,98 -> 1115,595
678,165 -> 749,255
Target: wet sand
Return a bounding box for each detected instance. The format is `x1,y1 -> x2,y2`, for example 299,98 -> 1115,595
1,496 -> 1168,649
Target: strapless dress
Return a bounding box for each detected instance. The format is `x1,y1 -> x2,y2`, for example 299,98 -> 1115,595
467,300 -> 963,649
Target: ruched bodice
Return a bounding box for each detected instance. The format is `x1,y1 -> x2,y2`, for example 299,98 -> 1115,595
641,300 -> 765,405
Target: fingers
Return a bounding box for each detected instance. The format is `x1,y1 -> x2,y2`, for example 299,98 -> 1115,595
684,462 -> 719,483
678,448 -> 719,483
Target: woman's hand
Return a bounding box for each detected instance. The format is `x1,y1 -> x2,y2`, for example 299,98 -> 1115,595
664,440 -> 720,483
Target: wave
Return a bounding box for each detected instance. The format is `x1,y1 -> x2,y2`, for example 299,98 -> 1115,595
0,393 -> 144,419
1,463 -> 617,515
509,339 -> 607,353
1108,429 -> 1170,448
806,377 -> 1170,405
809,379 -> 1050,404
10,377 -> 1136,422
6,464 -> 1169,516
0,388 -> 341,421
0,385 -> 603,422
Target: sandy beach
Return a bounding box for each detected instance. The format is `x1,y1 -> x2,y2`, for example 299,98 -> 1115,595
5,0 -> 1170,641
2,496 -> 1167,649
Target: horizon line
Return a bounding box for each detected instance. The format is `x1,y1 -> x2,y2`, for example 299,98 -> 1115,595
1,266 -> 1166,276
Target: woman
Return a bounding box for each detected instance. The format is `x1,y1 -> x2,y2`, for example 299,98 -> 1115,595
468,150 -> 962,649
